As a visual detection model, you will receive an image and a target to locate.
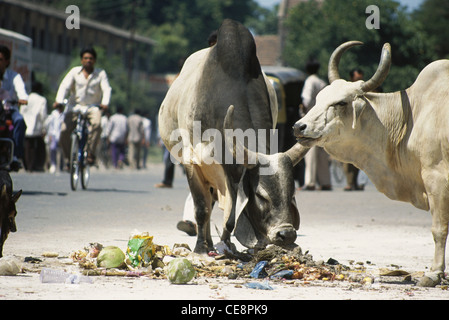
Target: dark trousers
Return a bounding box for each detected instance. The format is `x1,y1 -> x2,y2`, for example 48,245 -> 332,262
162,147 -> 175,186
10,107 -> 26,159
24,136 -> 46,172
110,142 -> 126,168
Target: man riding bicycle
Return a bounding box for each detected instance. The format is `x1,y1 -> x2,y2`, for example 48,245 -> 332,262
53,47 -> 111,167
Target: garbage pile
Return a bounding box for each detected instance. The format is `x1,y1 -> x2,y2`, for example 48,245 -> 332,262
63,231 -> 365,286
6,230 -> 429,288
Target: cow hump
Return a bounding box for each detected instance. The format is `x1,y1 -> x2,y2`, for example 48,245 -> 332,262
215,19 -> 261,80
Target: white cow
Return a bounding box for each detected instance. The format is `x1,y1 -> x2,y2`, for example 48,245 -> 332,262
294,41 -> 449,287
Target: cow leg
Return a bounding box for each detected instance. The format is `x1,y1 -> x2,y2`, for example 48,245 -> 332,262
186,165 -> 214,254
431,211 -> 448,272
418,209 -> 448,287
220,185 -> 236,250
418,175 -> 449,287
0,230 -> 5,258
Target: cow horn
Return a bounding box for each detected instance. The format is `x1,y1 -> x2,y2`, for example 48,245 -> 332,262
328,41 -> 363,84
360,43 -> 391,92
223,105 -> 258,169
284,143 -> 310,167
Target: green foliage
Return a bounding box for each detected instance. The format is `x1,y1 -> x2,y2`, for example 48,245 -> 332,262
283,0 -> 437,92
246,4 -> 279,35
413,0 -> 449,60
32,0 -> 449,97
39,0 -> 261,73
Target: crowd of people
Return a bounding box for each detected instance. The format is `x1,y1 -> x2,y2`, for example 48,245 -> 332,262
22,101 -> 153,173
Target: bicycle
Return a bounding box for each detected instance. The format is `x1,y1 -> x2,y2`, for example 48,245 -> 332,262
69,105 -> 97,191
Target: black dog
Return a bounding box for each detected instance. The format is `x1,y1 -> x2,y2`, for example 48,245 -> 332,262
0,170 -> 21,258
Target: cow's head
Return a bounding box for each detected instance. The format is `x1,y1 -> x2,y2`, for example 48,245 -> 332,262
293,41 -> 391,147
0,185 -> 21,232
224,105 -> 308,249
0,185 -> 21,257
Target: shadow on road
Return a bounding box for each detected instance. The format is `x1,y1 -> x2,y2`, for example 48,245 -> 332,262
84,188 -> 149,194
22,191 -> 68,196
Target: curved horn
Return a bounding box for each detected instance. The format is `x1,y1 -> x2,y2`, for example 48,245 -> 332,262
224,105 -> 310,168
328,41 -> 363,84
360,43 -> 391,92
223,105 -> 258,169
284,143 -> 310,167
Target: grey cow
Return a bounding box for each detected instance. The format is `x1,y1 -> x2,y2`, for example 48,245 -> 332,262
158,19 -> 308,253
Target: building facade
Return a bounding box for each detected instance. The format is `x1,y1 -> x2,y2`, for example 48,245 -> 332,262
0,0 -> 155,89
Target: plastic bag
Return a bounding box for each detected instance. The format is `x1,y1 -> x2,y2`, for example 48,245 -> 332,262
0,257 -> 22,276
270,270 -> 294,280
250,261 -> 268,279
126,231 -> 155,268
245,280 -> 274,290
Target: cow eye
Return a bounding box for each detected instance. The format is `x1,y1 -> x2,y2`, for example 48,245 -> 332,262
335,101 -> 347,107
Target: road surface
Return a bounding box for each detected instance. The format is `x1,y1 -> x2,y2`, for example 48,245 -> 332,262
1,163 -> 448,300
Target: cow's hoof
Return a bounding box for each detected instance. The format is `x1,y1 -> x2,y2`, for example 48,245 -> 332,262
193,244 -> 210,254
417,273 -> 442,287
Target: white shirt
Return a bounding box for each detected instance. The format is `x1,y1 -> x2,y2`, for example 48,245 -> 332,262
107,113 -> 128,144
0,68 -> 28,105
301,74 -> 326,110
45,109 -> 64,140
101,115 -> 109,138
20,92 -> 47,137
55,66 -> 111,111
143,117 -> 152,143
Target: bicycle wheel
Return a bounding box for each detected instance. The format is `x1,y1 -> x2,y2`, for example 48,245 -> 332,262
70,134 -> 80,191
81,152 -> 90,190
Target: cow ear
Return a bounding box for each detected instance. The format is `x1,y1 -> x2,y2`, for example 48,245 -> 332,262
235,168 -> 249,223
352,97 -> 367,129
234,212 -> 258,248
290,196 -> 300,230
12,189 -> 22,203
234,169 -> 258,248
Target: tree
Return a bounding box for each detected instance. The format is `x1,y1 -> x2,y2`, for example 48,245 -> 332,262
413,0 -> 449,60
142,0 -> 259,72
245,4 -> 279,35
283,0 -> 434,92
38,0 -> 263,73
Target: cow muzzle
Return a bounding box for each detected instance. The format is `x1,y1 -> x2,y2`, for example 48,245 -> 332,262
268,225 -> 297,246
293,122 -> 319,147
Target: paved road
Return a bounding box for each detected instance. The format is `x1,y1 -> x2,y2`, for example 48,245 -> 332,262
7,164 -> 196,256
2,162 -> 446,300
6,162 -> 432,270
